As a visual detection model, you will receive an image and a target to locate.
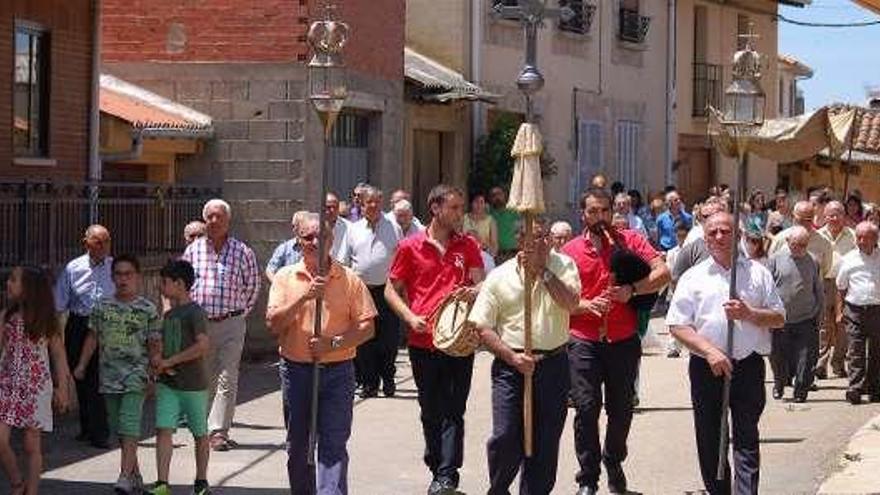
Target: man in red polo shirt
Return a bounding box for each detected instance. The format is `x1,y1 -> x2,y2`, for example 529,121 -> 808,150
385,184 -> 485,495
562,187 -> 670,495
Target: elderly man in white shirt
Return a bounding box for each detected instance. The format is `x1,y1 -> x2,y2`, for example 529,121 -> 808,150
613,192 -> 648,238
343,185 -> 403,398
667,212 -> 785,495
836,221 -> 880,405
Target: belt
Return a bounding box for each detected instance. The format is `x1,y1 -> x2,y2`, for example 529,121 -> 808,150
287,358 -> 352,368
510,345 -> 566,357
208,309 -> 244,322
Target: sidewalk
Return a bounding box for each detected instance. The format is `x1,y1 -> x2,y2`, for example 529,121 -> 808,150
818,411 -> 880,494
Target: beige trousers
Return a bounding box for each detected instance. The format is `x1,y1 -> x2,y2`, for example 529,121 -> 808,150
817,279 -> 848,375
206,315 -> 247,435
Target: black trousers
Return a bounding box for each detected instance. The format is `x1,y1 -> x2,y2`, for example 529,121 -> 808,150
844,303 -> 880,396
409,347 -> 474,486
770,319 -> 819,397
64,314 -> 108,443
487,352 -> 570,495
689,353 -> 765,495
568,335 -> 641,489
357,285 -> 400,391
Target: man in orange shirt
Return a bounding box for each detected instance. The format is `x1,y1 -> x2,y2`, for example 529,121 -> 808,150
266,212 -> 377,495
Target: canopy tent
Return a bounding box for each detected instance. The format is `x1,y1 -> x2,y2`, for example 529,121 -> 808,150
708,104 -> 880,165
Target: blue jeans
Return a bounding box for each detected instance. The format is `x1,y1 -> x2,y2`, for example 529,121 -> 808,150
281,358 -> 355,495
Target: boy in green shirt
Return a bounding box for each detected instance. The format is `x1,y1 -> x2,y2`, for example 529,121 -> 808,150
75,254 -> 160,494
148,259 -> 211,495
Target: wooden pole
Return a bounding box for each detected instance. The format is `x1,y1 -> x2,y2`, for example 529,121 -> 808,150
842,109 -> 858,199
523,213 -> 535,458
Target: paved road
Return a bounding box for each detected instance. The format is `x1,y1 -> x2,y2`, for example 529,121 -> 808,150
6,321 -> 880,494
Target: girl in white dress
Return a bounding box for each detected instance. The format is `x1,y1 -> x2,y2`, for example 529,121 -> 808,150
0,266 -> 71,495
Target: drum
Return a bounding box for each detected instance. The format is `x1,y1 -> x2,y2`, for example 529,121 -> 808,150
431,293 -> 479,357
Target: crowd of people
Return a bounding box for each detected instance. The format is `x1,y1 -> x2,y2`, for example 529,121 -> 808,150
1,173 -> 879,495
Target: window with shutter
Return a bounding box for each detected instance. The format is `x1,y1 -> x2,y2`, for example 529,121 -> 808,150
573,119 -> 602,202
615,121 -> 641,189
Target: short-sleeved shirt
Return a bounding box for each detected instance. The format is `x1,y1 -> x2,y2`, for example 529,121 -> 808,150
266,239 -> 303,275
836,248 -> 880,306
89,296 -> 160,394
491,208 -> 520,252
268,261 -> 377,364
343,215 -> 402,286
561,229 -> 660,343
666,257 -> 785,359
54,254 -> 115,316
468,251 -> 580,351
182,236 -> 261,318
767,252 -> 823,324
158,302 -> 209,391
388,231 -> 484,349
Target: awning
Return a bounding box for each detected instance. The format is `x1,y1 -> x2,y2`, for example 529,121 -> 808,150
100,74 -> 214,139
709,104 -> 880,165
405,47 -> 498,103
853,0 -> 880,15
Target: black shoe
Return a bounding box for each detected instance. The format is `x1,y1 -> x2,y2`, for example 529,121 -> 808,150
809,383 -> 819,391
833,369 -> 848,379
75,432 -> 89,442
382,381 -> 396,398
846,390 -> 862,405
793,394 -> 807,403
427,478 -> 456,495
359,387 -> 378,399
605,462 -> 627,494
576,486 -> 598,495
869,394 -> 880,403
814,369 -> 828,380
772,386 -> 784,400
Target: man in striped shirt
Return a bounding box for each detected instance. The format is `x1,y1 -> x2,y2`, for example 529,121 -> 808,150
182,199 -> 260,451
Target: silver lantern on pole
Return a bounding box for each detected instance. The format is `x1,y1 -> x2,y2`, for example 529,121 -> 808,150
306,3 -> 349,467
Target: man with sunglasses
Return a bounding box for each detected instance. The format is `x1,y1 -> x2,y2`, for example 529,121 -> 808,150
267,212 -> 377,494
55,224 -> 115,448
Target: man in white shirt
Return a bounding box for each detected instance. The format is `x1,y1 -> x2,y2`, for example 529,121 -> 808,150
667,212 -> 785,495
392,199 -> 424,239
343,185 -> 403,398
816,201 -> 857,380
835,221 -> 880,405
385,189 -> 425,231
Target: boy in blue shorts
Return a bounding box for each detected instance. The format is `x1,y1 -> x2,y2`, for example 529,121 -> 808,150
148,259 -> 211,495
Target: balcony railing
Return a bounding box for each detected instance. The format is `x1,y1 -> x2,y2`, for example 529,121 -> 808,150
0,180 -> 220,271
558,1 -> 597,35
692,62 -> 722,118
618,8 -> 650,44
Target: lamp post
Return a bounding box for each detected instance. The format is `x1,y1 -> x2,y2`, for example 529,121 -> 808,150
306,3 -> 349,467
715,25 -> 765,482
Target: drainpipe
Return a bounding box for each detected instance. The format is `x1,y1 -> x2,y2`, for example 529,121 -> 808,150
470,0 -> 484,163
665,0 -> 677,188
88,0 -> 102,224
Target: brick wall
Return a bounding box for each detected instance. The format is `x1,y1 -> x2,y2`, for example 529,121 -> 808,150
102,0 -> 404,81
0,0 -> 94,181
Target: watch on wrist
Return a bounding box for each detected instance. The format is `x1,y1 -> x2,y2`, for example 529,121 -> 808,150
330,335 -> 344,349
629,283 -> 638,296
542,268 -> 554,283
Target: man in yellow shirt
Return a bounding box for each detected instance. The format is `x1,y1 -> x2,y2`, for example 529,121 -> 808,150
469,219 -> 581,495
266,212 -> 377,495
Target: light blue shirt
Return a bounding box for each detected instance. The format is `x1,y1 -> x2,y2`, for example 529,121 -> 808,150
54,254 -> 115,316
266,239 -> 303,275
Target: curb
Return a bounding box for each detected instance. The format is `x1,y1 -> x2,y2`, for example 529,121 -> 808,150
818,411 -> 880,495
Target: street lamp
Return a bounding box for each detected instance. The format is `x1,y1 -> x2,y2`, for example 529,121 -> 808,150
305,3 -> 349,467
715,25 -> 765,483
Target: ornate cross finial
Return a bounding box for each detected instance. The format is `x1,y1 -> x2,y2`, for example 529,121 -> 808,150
732,22 -> 762,81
